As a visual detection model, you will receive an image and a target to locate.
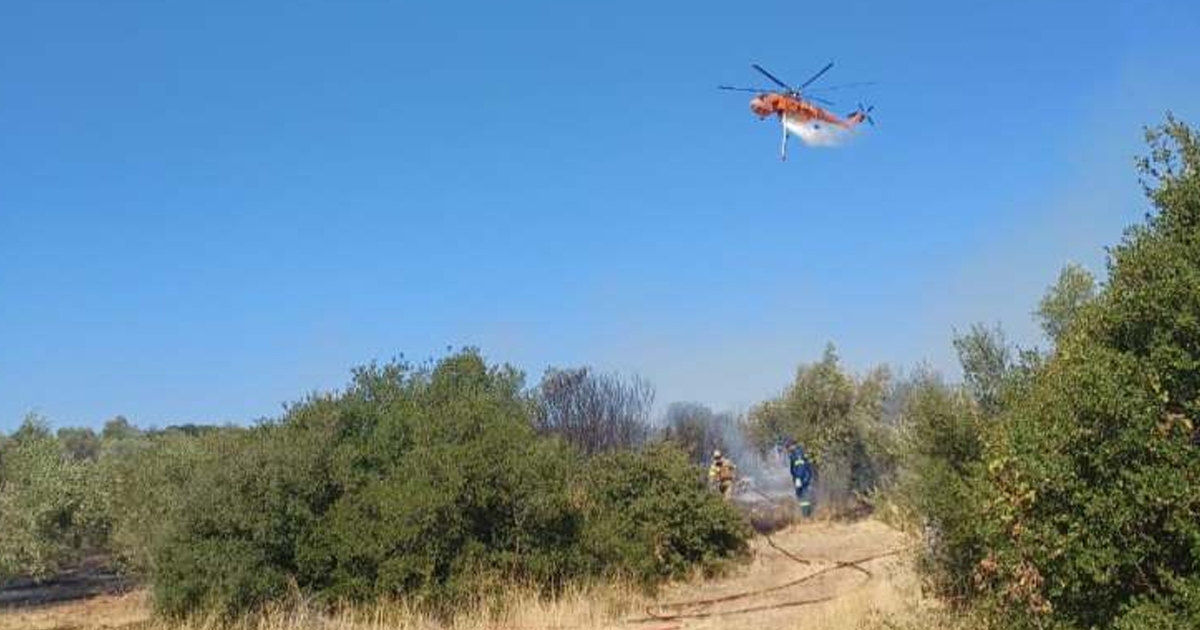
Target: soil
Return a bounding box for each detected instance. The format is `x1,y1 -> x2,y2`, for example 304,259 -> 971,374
635,517 -> 919,629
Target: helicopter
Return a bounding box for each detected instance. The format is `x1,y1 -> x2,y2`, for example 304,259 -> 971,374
719,62 -> 875,161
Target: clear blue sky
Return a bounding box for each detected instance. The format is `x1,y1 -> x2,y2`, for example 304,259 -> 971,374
2,1 -> 1198,431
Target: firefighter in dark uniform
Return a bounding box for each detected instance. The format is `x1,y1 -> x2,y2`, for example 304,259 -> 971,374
786,440 -> 815,517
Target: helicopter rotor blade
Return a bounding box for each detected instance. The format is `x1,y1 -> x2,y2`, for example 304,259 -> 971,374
751,64 -> 793,91
807,81 -> 876,93
717,85 -> 770,93
797,61 -> 834,90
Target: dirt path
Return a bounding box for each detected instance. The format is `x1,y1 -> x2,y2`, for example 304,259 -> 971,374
0,519 -> 921,630
632,519 -> 919,630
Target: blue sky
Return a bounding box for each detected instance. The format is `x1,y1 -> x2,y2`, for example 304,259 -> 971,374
2,1 -> 1198,431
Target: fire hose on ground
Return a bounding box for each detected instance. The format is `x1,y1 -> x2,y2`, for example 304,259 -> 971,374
625,487 -> 907,624
504,488 -> 909,628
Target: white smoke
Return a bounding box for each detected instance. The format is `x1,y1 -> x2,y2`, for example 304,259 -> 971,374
714,415 -> 795,501
658,403 -> 798,502
784,113 -> 855,147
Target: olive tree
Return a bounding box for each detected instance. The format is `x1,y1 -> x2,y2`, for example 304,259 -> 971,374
1035,262 -> 1097,344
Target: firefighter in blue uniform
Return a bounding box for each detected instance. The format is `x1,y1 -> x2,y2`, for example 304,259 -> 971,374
785,439 -> 814,517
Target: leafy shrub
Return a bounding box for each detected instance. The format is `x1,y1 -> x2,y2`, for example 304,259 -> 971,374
1113,575 -> 1200,630
966,117 -> 1200,628
0,416 -> 107,581
147,350 -> 750,618
98,428 -> 216,574
151,426 -> 326,616
295,355 -> 584,607
895,372 -> 986,601
579,441 -> 749,584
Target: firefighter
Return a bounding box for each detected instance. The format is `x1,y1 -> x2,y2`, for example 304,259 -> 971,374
785,440 -> 814,517
708,449 -> 737,500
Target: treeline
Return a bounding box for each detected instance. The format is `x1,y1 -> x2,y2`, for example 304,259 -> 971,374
0,357 -> 749,617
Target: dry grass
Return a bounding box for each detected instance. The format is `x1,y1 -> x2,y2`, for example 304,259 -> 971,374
0,589 -> 150,630
0,582 -> 651,630
0,519 -> 955,630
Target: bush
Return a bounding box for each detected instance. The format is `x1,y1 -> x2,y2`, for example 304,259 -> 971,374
295,358 -> 583,607
895,372 -> 986,601
150,425 -> 329,616
149,371 -> 406,616
147,350 -> 750,618
0,416 -> 107,581
579,441 -> 749,584
1113,575 -> 1200,630
99,428 -> 221,575
965,117 -> 1200,628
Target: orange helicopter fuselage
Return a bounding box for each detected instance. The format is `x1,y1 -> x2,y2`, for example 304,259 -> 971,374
749,93 -> 853,128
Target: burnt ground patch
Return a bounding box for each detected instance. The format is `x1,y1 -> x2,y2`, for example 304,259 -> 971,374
0,557 -> 134,609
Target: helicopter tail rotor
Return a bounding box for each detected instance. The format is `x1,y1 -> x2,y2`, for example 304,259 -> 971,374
848,103 -> 876,126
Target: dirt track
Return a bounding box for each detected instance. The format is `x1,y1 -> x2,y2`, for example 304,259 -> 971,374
636,518 -> 918,630
0,519 -> 919,630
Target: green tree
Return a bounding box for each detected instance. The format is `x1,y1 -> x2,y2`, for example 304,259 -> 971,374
1035,262 -> 1097,344
746,344 -> 855,459
10,414 -> 52,443
895,371 -> 986,600
970,117 -> 1200,629
952,323 -> 1016,416
97,429 -> 208,574
101,416 -> 140,442
57,427 -> 100,461
0,415 -> 105,581
745,345 -> 899,504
